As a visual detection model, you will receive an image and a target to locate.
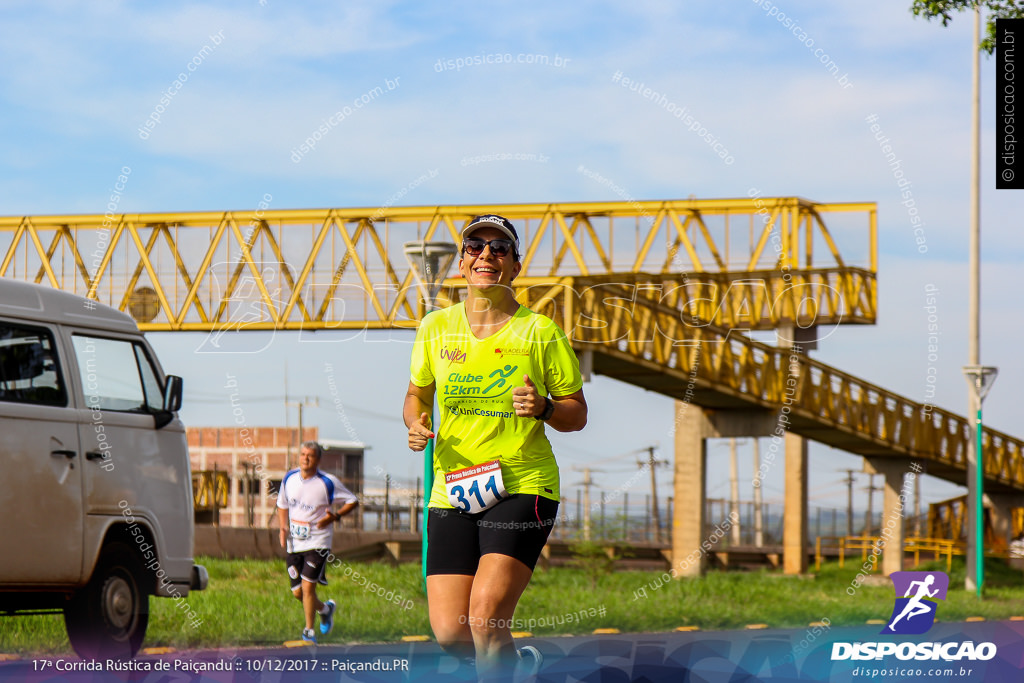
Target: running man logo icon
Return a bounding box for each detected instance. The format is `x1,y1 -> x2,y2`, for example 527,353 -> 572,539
881,571 -> 949,635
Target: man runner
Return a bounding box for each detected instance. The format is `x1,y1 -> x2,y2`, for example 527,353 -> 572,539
277,441 -> 358,643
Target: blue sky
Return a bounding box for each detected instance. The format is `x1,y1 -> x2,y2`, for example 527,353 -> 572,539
1,1 -> 1020,522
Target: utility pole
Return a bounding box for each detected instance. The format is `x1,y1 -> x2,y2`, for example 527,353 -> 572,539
914,470 -> 922,537
622,492 -> 629,541
840,469 -> 858,538
576,490 -> 582,534
571,466 -> 602,541
645,494 -> 651,542
582,468 -> 594,541
241,462 -> 254,528
560,496 -> 570,538
284,367 -> 290,468
667,497 -> 673,539
729,438 -> 742,546
285,396 -> 319,470
864,474 -> 881,537
410,477 -> 420,533
383,474 -> 391,532
639,446 -> 667,543
753,438 -> 764,546
600,491 -> 606,539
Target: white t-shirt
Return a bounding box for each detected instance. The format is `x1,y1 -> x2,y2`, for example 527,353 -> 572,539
276,469 -> 358,553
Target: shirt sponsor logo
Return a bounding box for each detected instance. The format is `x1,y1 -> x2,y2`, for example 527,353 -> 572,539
494,346 -> 529,358
443,365 -> 518,398
447,405 -> 514,418
441,345 -> 467,365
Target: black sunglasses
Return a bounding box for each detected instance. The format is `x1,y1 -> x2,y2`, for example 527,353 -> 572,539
462,236 -> 516,258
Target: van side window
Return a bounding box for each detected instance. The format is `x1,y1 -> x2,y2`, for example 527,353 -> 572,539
72,336 -> 162,413
0,322 -> 67,406
134,345 -> 164,412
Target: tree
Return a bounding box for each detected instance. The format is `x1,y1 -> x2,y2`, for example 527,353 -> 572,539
911,1 -> 1024,52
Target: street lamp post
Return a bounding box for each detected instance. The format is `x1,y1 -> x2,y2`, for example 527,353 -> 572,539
403,241 -> 458,589
964,2 -> 983,597
403,241 -> 459,317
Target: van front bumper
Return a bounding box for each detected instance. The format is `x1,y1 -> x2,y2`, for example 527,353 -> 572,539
155,565 -> 208,597
191,564 -> 209,591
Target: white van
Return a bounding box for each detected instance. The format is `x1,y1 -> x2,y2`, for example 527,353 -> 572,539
0,278 -> 207,658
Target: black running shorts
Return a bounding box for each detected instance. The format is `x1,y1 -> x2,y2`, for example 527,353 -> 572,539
286,548 -> 329,591
426,494 -> 559,575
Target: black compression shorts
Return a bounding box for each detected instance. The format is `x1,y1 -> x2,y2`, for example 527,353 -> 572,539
426,494 -> 559,575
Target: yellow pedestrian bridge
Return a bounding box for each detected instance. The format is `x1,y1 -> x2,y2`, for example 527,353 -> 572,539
2,198 -> 1019,573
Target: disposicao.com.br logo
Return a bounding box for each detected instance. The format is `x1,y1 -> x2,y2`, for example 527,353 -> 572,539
831,571 -> 997,662
883,570 -> 948,635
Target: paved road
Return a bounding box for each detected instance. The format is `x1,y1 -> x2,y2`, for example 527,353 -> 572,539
2,621 -> 1022,682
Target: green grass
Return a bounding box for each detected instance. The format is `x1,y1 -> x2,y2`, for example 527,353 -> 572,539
3,556 -> 1023,655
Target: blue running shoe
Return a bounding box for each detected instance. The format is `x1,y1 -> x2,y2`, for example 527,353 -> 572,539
319,599 -> 336,635
517,645 -> 542,676
301,628 -> 317,644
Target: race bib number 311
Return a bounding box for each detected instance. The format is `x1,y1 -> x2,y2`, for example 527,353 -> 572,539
445,460 -> 507,513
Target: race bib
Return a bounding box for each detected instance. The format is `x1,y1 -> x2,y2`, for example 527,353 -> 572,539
445,460 -> 507,514
290,520 -> 310,540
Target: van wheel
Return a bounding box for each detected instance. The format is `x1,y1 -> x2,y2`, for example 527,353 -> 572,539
64,542 -> 149,659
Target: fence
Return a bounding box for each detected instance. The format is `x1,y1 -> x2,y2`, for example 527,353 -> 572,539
814,535 -> 964,572
356,474 -> 882,548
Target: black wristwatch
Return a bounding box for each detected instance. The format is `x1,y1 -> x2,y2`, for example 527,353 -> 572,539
535,396 -> 555,421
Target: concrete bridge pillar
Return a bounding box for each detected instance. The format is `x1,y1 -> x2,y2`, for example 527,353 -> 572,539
985,492 -> 1021,552
783,433 -> 808,575
672,402 -> 710,578
672,404 -> 775,577
864,458 -> 916,576
776,330 -> 811,575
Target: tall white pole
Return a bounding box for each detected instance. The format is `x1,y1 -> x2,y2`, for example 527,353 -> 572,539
965,3 -> 982,594
970,5 -> 981,374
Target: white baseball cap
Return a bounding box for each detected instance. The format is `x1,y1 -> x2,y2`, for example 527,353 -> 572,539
461,214 -> 520,257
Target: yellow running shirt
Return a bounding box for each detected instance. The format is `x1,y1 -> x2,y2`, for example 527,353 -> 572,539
410,303 -> 583,508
